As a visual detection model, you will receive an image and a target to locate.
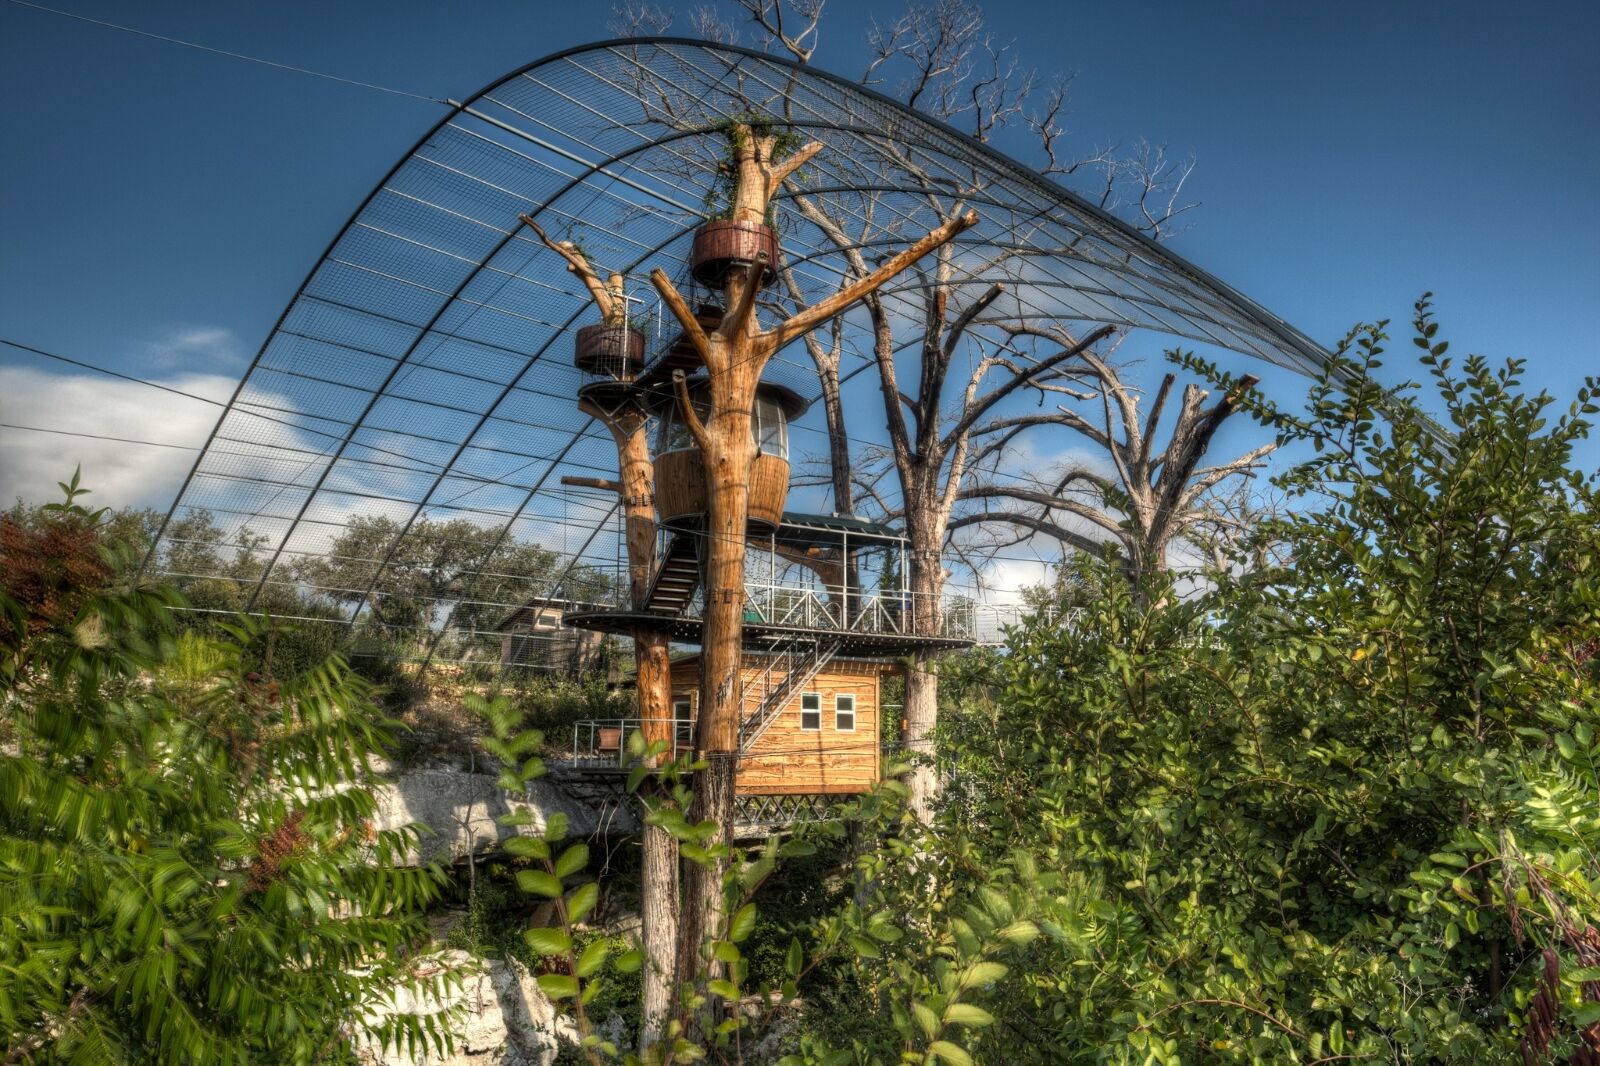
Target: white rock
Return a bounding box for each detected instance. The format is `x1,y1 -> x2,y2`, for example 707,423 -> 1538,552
368,769 -> 636,865
356,950 -> 578,1066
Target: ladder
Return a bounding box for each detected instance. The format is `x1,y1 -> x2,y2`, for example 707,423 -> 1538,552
643,534 -> 700,614
738,638 -> 843,753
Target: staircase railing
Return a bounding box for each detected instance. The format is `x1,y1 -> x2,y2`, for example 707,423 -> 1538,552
737,637 -> 843,753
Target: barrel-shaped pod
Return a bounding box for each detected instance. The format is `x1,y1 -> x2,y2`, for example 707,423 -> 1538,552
690,220 -> 778,289
574,324 -> 646,380
655,380 -> 792,527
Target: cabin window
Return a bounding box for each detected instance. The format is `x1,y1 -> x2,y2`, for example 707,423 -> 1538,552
800,692 -> 821,731
834,694 -> 856,732
673,698 -> 694,749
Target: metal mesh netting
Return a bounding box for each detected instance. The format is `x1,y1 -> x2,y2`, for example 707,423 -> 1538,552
146,37 -> 1330,668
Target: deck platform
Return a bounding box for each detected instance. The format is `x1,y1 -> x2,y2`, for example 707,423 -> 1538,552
561,609 -> 973,657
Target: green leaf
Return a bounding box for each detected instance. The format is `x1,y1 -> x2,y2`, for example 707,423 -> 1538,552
785,938 -> 804,978
576,939 -> 609,978
928,1040 -> 973,1066
517,870 -> 563,898
848,934 -> 881,959
958,962 -> 1006,989
911,1000 -> 939,1039
707,979 -> 740,1000
523,927 -> 571,956
713,940 -> 742,964
728,903 -> 757,943
567,882 -> 599,924
554,843 -> 589,879
943,1003 -> 994,1028
537,973 -> 579,1000
614,948 -> 643,974
503,836 -> 551,861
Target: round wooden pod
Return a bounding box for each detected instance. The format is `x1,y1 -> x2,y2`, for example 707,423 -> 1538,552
655,449 -> 790,528
690,220 -> 778,289
573,325 -> 645,379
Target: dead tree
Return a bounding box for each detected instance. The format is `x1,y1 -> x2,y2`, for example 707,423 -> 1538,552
709,0 -> 1198,820
952,333 -> 1274,586
522,218 -> 681,1050
649,119 -> 977,976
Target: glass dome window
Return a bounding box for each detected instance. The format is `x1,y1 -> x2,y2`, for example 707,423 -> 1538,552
656,390 -> 788,461
754,394 -> 788,460
658,391 -> 710,454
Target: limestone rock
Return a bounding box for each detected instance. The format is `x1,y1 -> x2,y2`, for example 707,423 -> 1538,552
357,950 -> 576,1066
368,769 -> 636,865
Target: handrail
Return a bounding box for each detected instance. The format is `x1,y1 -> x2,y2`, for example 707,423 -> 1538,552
568,717 -> 696,767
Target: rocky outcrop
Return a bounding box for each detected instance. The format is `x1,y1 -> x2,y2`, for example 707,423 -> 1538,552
358,951 -> 575,1066
368,768 -> 636,865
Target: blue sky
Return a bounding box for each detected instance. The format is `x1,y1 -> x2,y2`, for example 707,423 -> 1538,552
2,0 -> 1596,512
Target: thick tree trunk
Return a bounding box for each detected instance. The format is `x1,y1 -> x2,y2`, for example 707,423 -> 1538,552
639,809 -> 679,1047
682,387 -> 757,983
633,628 -> 677,1049
904,541 -> 944,822
598,413 -> 680,1051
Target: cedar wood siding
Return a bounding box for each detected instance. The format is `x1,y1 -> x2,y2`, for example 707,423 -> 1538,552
668,656 -> 887,795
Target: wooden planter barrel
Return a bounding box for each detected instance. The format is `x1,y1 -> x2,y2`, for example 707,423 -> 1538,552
690,220 -> 778,288
574,325 -> 645,379
655,449 -> 789,528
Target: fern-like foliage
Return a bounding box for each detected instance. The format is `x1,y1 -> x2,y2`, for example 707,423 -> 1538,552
0,482 -> 454,1064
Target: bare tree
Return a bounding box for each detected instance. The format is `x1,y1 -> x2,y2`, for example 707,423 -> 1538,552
521,219 -> 680,1050
716,0 -> 1210,819
650,118 -> 975,975
951,336 -> 1274,587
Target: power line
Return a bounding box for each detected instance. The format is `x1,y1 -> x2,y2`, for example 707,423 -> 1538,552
4,0 -> 448,105
0,337 -> 227,406
0,422 -> 198,451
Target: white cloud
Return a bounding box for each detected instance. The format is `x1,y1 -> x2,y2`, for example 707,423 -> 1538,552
0,366 -> 235,511
141,326 -> 248,371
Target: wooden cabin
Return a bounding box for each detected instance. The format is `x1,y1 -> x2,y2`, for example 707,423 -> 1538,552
667,653 -> 894,795
497,596 -> 607,672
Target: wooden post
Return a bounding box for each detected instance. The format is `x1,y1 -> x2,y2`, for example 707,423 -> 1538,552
648,122 -> 979,991
526,218 -> 679,1052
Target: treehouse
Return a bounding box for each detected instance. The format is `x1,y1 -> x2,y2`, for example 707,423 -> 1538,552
559,510 -> 969,795
548,206 -> 971,806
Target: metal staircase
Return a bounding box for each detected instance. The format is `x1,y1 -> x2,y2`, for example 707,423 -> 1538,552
643,534 -> 700,614
738,638 -> 843,753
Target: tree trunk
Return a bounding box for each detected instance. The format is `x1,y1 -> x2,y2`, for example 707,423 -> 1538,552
599,412 -> 681,1051
817,357 -> 853,516
634,627 -> 677,1050
904,540 -> 944,822
639,807 -> 679,1048
682,384 -> 757,984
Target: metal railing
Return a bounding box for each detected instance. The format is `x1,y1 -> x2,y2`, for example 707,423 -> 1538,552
569,559 -> 1035,644
568,717 -> 696,768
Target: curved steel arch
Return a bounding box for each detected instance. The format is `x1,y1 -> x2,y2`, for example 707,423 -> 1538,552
149,37 -> 1337,659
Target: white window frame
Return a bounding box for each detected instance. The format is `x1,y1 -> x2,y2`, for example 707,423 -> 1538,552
799,692 -> 821,732
834,693 -> 856,732
672,698 -> 695,751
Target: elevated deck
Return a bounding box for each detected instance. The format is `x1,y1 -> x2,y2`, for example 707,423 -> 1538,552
561,608 -> 972,656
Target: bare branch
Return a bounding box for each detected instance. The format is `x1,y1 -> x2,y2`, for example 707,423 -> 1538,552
671,370 -> 712,454
765,210 -> 978,348
522,215 -> 626,326
650,268 -> 713,365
